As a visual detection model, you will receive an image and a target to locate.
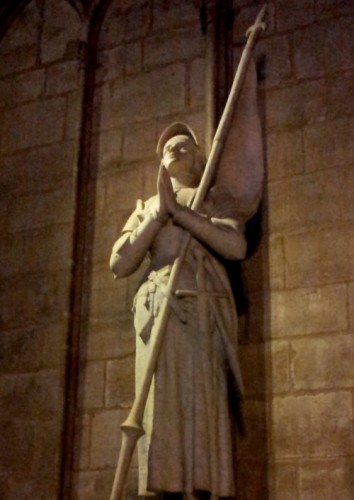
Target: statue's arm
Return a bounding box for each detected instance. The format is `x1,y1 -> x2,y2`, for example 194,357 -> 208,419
109,206 -> 165,279
159,166 -> 246,260
173,207 -> 246,260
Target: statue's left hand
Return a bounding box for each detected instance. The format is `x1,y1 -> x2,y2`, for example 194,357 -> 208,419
159,166 -> 179,216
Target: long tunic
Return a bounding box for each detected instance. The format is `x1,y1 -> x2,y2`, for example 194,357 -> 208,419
121,188 -> 244,498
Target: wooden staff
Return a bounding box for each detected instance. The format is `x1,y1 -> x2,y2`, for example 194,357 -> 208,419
109,5 -> 266,499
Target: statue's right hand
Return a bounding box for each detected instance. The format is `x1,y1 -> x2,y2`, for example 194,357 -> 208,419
153,163 -> 169,223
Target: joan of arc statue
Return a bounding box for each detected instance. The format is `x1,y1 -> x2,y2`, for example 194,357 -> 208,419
109,8 -> 266,498
110,122 -> 247,498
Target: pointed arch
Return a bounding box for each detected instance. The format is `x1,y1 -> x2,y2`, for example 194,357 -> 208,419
0,0 -> 32,43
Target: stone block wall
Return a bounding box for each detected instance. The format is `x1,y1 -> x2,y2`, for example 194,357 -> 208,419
0,0 -> 353,499
0,0 -> 82,497
237,1 -> 354,498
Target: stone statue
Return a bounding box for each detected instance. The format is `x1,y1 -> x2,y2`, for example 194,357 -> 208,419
109,8 -> 266,499
110,123 -> 246,498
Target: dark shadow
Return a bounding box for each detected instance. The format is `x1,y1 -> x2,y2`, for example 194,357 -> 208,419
0,0 -> 32,42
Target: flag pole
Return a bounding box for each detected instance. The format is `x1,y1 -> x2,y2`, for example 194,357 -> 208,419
109,6 -> 266,499
193,3 -> 266,210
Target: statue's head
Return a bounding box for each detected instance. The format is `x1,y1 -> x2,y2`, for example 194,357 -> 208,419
156,123 -> 205,186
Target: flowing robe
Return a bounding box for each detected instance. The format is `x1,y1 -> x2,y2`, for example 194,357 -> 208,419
119,188 -> 244,498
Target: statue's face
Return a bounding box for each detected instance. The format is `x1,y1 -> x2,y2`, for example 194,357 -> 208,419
162,135 -> 196,174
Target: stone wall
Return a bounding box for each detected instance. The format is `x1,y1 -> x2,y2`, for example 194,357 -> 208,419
0,0 -> 82,498
0,1 -> 353,499
237,1 -> 354,499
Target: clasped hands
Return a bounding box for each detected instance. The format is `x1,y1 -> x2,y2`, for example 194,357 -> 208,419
154,164 -> 180,223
